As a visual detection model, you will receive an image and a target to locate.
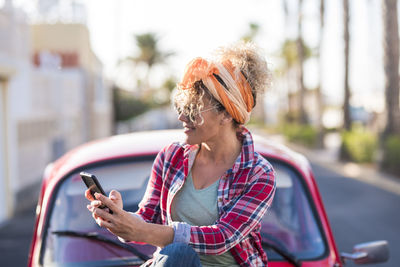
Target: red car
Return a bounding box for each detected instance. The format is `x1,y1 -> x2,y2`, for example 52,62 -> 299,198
28,130 -> 389,266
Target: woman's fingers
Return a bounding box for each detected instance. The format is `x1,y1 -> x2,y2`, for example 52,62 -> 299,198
85,189 -> 95,201
92,205 -> 113,221
96,217 -> 112,228
109,190 -> 123,209
89,200 -> 102,208
86,191 -> 128,233
95,193 -> 119,213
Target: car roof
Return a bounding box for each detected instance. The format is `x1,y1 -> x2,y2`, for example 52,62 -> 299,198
47,129 -> 311,183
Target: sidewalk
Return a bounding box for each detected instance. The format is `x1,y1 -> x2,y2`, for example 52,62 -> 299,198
252,128 -> 400,196
0,203 -> 36,266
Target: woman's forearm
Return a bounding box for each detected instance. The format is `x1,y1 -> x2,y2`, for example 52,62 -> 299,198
140,222 -> 174,248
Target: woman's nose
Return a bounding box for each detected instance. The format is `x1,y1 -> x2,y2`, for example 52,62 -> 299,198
178,112 -> 189,122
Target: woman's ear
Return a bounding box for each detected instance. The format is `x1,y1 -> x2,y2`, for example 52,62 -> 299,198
220,111 -> 233,125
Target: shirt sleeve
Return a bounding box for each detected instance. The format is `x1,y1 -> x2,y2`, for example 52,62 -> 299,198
184,164 -> 276,255
134,146 -> 167,224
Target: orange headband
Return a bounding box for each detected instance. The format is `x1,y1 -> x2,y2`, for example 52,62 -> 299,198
178,57 -> 254,124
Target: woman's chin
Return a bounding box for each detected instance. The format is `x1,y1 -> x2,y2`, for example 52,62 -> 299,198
183,129 -> 198,145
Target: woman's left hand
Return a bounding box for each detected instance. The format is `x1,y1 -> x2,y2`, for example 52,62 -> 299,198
87,193 -> 146,242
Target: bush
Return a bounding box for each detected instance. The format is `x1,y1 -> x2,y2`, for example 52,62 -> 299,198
381,135 -> 400,176
340,128 -> 377,163
113,88 -> 150,122
281,123 -> 317,147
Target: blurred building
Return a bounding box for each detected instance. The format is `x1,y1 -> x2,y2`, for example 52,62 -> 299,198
31,23 -> 112,141
0,3 -> 112,224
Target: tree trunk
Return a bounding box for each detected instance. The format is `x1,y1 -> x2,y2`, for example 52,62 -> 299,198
343,0 -> 351,131
316,0 -> 325,148
382,0 -> 400,136
297,0 -> 307,124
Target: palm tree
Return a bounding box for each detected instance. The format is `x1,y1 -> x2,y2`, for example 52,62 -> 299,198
126,33 -> 173,93
282,0 -> 296,119
278,0 -> 311,124
241,22 -> 266,124
297,0 -> 307,124
316,0 -> 325,148
278,39 -> 312,120
343,0 -> 351,130
382,0 -> 400,136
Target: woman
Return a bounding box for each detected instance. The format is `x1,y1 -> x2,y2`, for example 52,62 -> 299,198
86,41 -> 276,267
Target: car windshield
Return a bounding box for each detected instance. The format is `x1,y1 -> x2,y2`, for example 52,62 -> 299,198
261,160 -> 326,261
41,158 -> 326,266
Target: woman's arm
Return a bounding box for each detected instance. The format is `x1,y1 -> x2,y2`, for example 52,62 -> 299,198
89,193 -> 174,247
133,147 -> 167,224
86,144 -> 181,247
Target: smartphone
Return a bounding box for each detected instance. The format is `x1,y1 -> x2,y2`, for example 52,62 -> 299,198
80,171 -> 113,213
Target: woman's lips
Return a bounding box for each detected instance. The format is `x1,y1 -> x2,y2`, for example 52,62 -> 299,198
184,125 -> 195,133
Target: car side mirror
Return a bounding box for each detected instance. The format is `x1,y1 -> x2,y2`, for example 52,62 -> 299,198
340,240 -> 389,265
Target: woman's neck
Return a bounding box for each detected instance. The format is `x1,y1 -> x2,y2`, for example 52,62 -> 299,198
197,128 -> 242,165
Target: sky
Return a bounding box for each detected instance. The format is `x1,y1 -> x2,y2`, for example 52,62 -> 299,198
83,0 -> 388,112
3,0 -> 394,112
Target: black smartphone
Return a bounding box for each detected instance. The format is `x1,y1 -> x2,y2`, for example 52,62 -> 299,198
80,171 -> 113,213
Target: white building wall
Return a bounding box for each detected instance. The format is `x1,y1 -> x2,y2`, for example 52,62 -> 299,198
0,4 -> 112,223
15,68 -> 87,192
0,5 -> 30,218
0,82 -> 7,223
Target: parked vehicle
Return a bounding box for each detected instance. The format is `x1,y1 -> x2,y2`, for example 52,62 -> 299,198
28,130 -> 389,266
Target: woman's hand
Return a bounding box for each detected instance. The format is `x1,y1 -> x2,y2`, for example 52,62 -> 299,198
86,192 -> 146,242
85,189 -> 123,218
85,189 -> 122,207
85,190 -> 174,247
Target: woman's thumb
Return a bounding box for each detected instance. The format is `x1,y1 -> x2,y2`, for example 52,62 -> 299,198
109,190 -> 121,200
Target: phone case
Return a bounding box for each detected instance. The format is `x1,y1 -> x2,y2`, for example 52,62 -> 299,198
80,172 -> 106,196
80,172 -> 113,213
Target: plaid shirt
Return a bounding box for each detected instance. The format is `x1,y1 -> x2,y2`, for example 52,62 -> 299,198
136,127 -> 276,266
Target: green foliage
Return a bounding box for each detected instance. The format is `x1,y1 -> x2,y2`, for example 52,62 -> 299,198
340,128 -> 377,163
381,135 -> 400,175
162,76 -> 177,93
280,123 -> 318,147
121,32 -> 175,94
241,22 -> 260,42
113,87 -> 150,122
279,39 -> 313,68
133,33 -> 174,67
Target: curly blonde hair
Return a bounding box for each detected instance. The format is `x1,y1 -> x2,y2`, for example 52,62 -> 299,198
173,41 -> 270,125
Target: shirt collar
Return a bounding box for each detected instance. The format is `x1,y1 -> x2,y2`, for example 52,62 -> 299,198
230,126 -> 255,174
183,126 -> 255,174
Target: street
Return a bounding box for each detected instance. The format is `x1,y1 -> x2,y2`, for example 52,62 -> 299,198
312,163 -> 400,267
0,201 -> 36,266
0,162 -> 399,266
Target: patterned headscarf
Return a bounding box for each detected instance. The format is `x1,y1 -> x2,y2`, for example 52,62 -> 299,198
178,57 -> 254,124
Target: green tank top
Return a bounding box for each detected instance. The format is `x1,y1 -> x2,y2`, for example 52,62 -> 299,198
171,172 -> 240,267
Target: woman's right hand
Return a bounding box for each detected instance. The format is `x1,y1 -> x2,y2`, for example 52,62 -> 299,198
85,189 -> 124,219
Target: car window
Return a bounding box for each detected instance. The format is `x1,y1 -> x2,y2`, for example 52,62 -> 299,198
41,158 -> 326,265
42,159 -> 156,266
261,160 -> 326,260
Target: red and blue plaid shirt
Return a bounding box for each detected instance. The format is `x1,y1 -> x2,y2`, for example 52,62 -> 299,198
136,127 -> 276,266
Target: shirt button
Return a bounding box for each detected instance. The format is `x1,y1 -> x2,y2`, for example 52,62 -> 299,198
218,197 -> 223,202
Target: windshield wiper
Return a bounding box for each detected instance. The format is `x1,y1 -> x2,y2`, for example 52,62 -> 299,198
52,230 -> 151,262
262,240 -> 302,267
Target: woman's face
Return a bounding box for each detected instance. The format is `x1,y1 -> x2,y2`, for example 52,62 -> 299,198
177,97 -> 225,145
